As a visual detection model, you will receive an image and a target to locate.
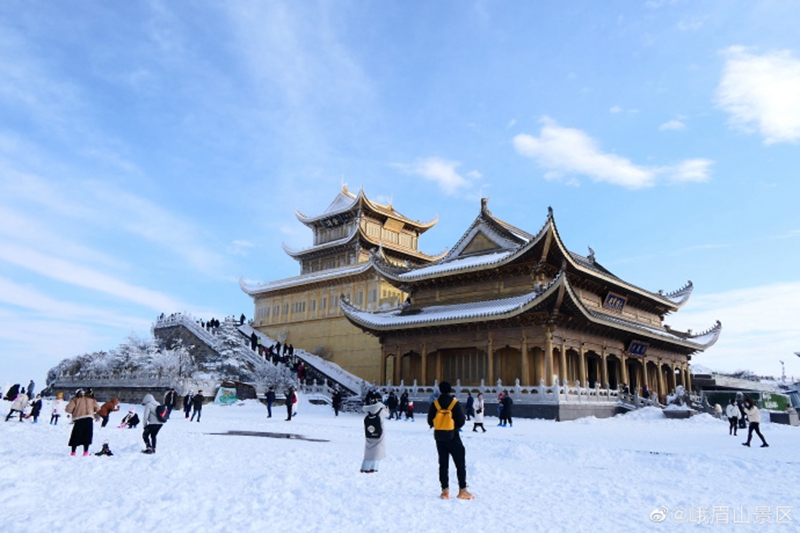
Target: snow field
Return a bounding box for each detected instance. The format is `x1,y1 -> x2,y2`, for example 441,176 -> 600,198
1,399 -> 798,532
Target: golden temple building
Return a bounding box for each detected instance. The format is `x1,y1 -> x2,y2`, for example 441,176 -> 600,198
340,198 -> 722,403
240,187 -> 444,381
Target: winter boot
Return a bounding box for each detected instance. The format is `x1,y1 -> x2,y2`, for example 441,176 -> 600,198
457,488 -> 475,500
440,488 -> 450,500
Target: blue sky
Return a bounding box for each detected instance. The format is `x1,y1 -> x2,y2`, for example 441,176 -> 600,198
1,1 -> 799,386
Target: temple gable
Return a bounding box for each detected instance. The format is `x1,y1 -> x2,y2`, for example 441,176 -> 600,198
460,231 -> 503,255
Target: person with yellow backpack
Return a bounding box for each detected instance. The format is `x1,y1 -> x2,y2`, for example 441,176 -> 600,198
427,382 -> 474,500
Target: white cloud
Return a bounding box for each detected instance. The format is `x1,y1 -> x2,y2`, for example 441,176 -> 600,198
716,46 -> 800,144
659,119 -> 686,131
609,105 -> 623,113
87,182 -> 226,275
0,277 -> 151,330
669,282 -> 800,376
663,158 -> 713,184
228,240 -> 256,257
512,118 -> 713,189
0,243 -> 185,313
392,157 -> 480,195
0,167 -> 227,278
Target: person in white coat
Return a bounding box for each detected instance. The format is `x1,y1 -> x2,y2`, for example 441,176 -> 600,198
141,394 -> 165,454
360,398 -> 386,473
50,393 -> 64,425
741,398 -> 768,448
5,389 -> 28,422
472,392 -> 487,433
725,399 -> 740,436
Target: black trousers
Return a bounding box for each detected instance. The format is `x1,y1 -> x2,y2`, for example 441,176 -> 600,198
728,416 -> 738,434
435,436 -> 467,490
746,422 -> 767,445
143,424 -> 162,450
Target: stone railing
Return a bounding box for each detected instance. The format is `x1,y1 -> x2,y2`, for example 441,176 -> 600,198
50,373 -> 219,396
375,378 -> 621,405
153,313 -> 221,348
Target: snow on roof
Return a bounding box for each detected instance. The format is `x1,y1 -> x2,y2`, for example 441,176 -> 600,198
240,263 -> 373,295
282,226 -> 359,257
324,189 -> 358,213
344,270 -> 719,351
343,291 -> 543,328
583,304 -> 721,350
391,250 -> 514,281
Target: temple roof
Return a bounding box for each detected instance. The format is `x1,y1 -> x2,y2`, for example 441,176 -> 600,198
340,270 -> 721,353
294,186 -> 438,232
281,224 -> 447,263
369,201 -> 693,312
239,263 -> 374,296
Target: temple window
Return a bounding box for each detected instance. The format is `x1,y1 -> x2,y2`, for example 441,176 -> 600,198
367,222 -> 381,238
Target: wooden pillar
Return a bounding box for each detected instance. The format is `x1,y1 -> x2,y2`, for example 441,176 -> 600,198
657,360 -> 665,400
487,334 -> 494,384
544,327 -> 554,386
579,344 -> 587,387
421,342 -> 427,386
521,333 -> 529,386
686,365 -> 692,391
621,352 -> 629,386
380,344 -> 387,386
559,340 -> 568,386
642,357 -> 650,392
393,354 -> 400,385
601,347 -> 609,388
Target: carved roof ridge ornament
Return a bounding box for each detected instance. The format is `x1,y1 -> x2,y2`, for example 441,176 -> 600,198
659,280 -> 694,308
587,246 -> 596,264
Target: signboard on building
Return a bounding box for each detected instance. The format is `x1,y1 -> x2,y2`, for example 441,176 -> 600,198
628,340 -> 648,356
603,291 -> 627,312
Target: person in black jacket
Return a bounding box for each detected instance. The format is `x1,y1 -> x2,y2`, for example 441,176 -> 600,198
386,390 -> 399,420
163,388 -> 177,419
183,390 -> 193,419
190,390 -> 204,422
427,381 -> 474,500
500,391 -> 514,428
285,387 -> 296,421
265,386 -> 276,418
27,394 -> 43,423
332,388 -> 343,417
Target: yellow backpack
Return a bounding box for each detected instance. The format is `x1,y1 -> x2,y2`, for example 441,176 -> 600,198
433,398 -> 458,431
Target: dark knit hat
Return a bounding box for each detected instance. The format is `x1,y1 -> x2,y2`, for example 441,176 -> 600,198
439,381 -> 452,394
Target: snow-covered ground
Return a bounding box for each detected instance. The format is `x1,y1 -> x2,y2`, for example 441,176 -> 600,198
1,398 -> 798,532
